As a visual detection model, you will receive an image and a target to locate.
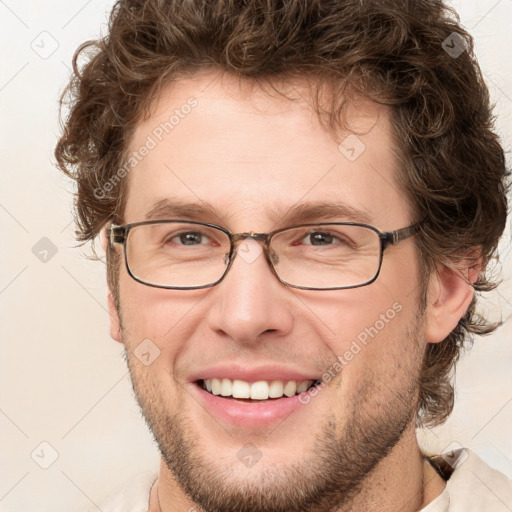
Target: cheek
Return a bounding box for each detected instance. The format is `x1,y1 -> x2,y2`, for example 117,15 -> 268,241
118,275 -> 209,363
330,244 -> 424,366
381,241 -> 424,301
298,282 -> 406,347
306,278 -> 422,393
336,303 -> 408,367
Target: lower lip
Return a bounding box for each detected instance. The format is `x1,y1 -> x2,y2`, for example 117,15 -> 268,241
191,383 -> 309,428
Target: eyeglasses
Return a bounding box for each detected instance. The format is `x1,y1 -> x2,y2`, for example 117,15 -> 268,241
109,220 -> 419,291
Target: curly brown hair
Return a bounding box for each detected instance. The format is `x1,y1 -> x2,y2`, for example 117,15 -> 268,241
55,0 -> 509,428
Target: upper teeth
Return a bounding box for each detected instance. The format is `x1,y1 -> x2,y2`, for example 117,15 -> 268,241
203,378 -> 315,400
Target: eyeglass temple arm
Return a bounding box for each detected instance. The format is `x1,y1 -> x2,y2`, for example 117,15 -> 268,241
383,224 -> 420,247
109,224 -> 127,248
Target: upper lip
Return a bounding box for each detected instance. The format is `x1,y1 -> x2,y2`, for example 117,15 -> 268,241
188,364 -> 321,383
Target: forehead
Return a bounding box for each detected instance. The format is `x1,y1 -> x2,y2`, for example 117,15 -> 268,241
123,72 -> 410,229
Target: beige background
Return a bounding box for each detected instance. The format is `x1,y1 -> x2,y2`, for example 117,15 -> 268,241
0,1 -> 511,510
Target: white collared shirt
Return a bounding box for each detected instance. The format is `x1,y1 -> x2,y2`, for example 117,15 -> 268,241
421,448 -> 512,511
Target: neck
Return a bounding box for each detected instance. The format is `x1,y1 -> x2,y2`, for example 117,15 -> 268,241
149,430 -> 446,512
326,428 -> 446,512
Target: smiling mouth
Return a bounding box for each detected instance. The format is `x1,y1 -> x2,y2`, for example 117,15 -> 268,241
197,378 -> 320,401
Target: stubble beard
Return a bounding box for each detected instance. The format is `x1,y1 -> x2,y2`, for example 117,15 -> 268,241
123,312 -> 425,512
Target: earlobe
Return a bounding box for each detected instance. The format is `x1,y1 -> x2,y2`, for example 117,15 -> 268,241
108,291 -> 123,343
424,263 -> 478,344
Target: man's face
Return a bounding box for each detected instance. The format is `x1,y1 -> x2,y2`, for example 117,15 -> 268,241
112,72 -> 427,511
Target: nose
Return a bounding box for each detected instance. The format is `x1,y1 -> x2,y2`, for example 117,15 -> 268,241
206,238 -> 294,344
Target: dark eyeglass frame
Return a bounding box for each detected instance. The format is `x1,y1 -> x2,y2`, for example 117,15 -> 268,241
109,220 -> 420,291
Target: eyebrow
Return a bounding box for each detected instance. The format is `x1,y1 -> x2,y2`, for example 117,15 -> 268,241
269,202 -> 373,226
144,198 -> 373,227
144,199 -> 226,224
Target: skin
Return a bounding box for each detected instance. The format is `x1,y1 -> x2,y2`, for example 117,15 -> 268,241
107,71 -> 476,511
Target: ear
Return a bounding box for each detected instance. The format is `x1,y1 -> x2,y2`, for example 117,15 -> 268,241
424,258 -> 481,344
108,291 -> 123,344
104,225 -> 123,344
100,227 -> 109,252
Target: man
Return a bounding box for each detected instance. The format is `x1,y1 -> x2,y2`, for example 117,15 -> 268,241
56,0 -> 511,510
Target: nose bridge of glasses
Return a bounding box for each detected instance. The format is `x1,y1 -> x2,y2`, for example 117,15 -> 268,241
231,232 -> 268,243
229,232 -> 278,265
230,232 -> 270,254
